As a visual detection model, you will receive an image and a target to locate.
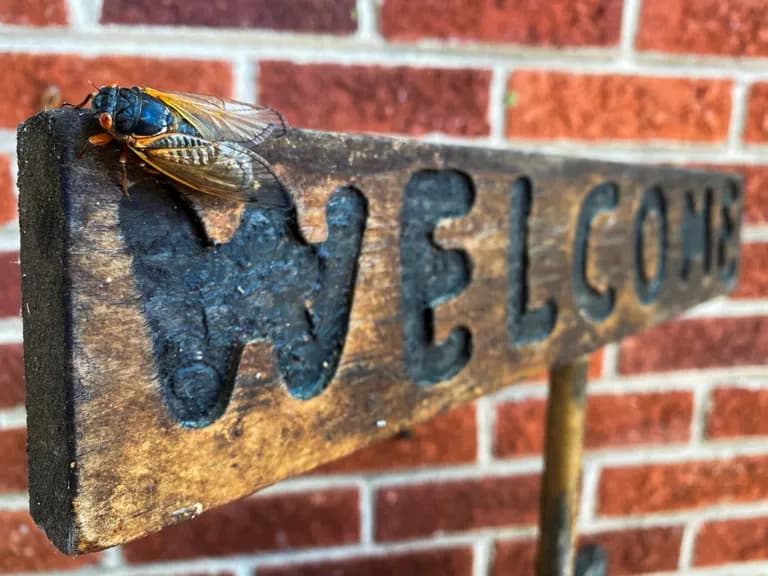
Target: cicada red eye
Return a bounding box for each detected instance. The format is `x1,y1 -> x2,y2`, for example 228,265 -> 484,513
99,112 -> 114,130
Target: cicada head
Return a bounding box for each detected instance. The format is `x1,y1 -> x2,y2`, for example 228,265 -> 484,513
91,84 -> 142,138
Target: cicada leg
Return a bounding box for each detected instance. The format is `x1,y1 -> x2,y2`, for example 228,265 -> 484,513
119,143 -> 130,197
78,132 -> 113,159
64,92 -> 95,109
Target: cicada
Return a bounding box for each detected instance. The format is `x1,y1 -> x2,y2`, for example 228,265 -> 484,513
77,84 -> 288,206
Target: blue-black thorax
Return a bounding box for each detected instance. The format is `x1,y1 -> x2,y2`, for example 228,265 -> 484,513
92,86 -> 199,137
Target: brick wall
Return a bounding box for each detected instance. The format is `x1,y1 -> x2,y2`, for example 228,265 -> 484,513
1,0 -> 767,574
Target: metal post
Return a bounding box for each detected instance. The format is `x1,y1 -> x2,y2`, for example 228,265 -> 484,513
536,355 -> 589,576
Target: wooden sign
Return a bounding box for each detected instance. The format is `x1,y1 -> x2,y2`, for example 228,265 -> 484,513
17,109 -> 742,555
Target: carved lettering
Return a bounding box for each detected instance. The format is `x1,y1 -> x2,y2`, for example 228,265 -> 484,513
718,180 -> 741,287
634,187 -> 667,304
573,183 -> 619,322
121,185 -> 367,427
508,176 -> 558,346
681,189 -> 713,280
400,170 -> 473,386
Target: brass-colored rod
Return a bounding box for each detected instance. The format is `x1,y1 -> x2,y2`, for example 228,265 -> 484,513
536,356 -> 589,576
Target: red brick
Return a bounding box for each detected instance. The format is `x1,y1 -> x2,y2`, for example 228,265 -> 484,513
260,547 -> 473,576
313,405 -> 476,474
588,350 -> 604,379
491,539 -> 537,576
0,428 -> 26,493
638,0 -> 768,57
0,511 -> 99,572
695,516 -> 768,566
0,53 -> 233,129
740,166 -> 768,223
494,398 -> 546,457
259,62 -> 491,136
101,0 -> 356,33
746,83 -> 768,143
0,155 -> 15,226
0,0 -> 67,26
581,527 -> 684,575
585,392 -> 693,448
0,344 -> 24,408
707,387 -> 768,438
496,391 -> 692,457
123,489 -> 359,562
493,526 -> 683,576
381,0 -> 622,47
619,317 -> 768,374
733,243 -> 768,298
599,455 -> 768,515
0,251 -> 20,317
375,475 -> 539,541
506,71 -> 732,142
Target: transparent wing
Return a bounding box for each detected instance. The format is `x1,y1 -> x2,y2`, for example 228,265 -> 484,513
142,86 -> 287,147
131,133 -> 290,206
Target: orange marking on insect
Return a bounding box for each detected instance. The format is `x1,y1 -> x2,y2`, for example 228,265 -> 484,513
99,112 -> 113,130
88,132 -> 113,146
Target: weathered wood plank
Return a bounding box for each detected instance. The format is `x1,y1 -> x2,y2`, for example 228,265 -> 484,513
17,109 -> 742,554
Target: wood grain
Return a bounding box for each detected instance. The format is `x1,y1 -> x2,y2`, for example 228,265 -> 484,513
17,109 -> 742,554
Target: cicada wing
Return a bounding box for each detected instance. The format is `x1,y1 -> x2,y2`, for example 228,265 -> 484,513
131,133 -> 290,207
141,87 -> 286,147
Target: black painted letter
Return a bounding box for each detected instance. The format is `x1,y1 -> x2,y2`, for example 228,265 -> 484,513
400,170 -> 473,386
634,187 -> 667,304
121,185 -> 367,427
573,183 -> 619,322
717,180 -> 741,288
508,177 -> 557,345
681,189 -> 713,280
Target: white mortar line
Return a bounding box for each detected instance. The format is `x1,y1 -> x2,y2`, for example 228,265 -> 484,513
618,0 -> 643,61
599,343 -> 620,379
678,519 -> 700,571
0,318 -> 22,344
101,546 -> 124,569
3,26 -> 768,79
589,499 -> 768,532
252,528 -> 537,568
0,406 -> 26,429
684,298 -> 768,318
473,538 -> 493,576
0,133 -> 15,155
490,367 -> 768,402
583,438 -> 768,468
488,65 -> 509,145
232,56 -> 256,103
742,227 -> 768,243
476,396 -> 495,465
254,476 -> 364,495
0,225 -> 19,252
355,0 -> 380,41
31,556 -> 265,576
264,434 -> 768,493
67,0 -> 103,30
365,458 -> 543,486
690,384 -> 710,444
359,479 -> 374,546
578,461 -> 600,528
0,492 -> 28,510
727,79 -> 750,153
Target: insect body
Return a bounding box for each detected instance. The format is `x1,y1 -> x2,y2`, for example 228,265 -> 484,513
80,84 -> 288,206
